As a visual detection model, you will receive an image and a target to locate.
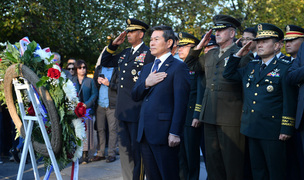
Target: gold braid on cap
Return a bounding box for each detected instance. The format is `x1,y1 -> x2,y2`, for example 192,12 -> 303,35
126,24 -> 146,31
179,38 -> 196,45
256,30 -> 279,38
284,31 -> 304,40
213,25 -> 227,29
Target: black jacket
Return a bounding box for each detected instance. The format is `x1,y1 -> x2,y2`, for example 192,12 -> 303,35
93,66 -> 118,109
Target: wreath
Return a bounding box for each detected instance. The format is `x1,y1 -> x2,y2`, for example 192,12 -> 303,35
0,37 -> 86,170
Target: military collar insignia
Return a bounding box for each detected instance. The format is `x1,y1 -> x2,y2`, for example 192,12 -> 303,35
250,69 -> 255,74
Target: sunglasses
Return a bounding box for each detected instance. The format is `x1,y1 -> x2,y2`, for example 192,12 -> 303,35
68,68 -> 74,71
78,66 -> 86,69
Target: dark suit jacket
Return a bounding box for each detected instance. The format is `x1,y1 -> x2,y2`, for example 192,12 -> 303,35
72,76 -> 98,115
132,55 -> 190,145
224,55 -> 297,139
287,42 -> 304,129
101,42 -> 154,122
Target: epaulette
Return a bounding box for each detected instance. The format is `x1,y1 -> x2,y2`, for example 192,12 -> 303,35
250,59 -> 260,63
277,58 -> 291,64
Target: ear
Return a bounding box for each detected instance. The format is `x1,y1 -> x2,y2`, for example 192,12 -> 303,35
230,29 -> 236,39
274,41 -> 280,51
167,39 -> 173,49
138,31 -> 144,39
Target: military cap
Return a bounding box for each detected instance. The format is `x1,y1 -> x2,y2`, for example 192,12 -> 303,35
284,25 -> 304,41
126,18 -> 149,32
178,32 -> 200,46
254,23 -> 284,41
201,34 -> 218,47
213,15 -> 241,30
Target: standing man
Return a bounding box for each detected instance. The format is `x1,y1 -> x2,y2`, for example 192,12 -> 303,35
223,23 -> 297,180
132,26 -> 190,180
194,15 -> 248,180
284,25 -> 304,61
177,32 -> 203,180
100,18 -> 154,180
92,66 -> 118,163
241,27 -> 258,59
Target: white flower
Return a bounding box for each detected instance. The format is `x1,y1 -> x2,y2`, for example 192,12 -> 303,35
34,49 -> 52,64
52,64 -> 61,72
72,118 -> 86,162
61,71 -> 67,80
63,79 -> 77,101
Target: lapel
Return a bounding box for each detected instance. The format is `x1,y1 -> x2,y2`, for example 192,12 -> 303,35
127,43 -> 145,62
256,57 -> 279,83
146,55 -> 174,96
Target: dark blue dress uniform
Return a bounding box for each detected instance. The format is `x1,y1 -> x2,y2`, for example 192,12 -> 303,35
100,18 -> 154,180
223,23 -> 297,180
177,32 -> 205,180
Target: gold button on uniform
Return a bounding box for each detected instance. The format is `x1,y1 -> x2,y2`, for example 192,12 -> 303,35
125,63 -> 128,66
121,77 -> 124,80
123,70 -> 126,73
120,85 -> 123,88
254,93 -> 258,96
256,84 -> 259,87
251,109 -> 254,113
253,101 -> 256,104
272,116 -> 275,118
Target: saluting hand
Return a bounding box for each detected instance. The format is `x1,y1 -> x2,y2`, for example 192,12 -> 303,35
279,134 -> 291,141
112,31 -> 127,46
145,71 -> 167,88
168,134 -> 180,147
236,41 -> 252,57
194,29 -> 213,50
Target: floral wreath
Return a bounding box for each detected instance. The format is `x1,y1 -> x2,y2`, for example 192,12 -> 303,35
0,37 -> 86,169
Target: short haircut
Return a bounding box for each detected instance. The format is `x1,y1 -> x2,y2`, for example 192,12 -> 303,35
52,52 -> 61,61
243,27 -> 257,37
152,25 -> 175,49
75,59 -> 88,76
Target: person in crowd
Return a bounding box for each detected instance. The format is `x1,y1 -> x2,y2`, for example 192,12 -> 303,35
52,52 -> 72,79
92,65 -> 119,163
100,18 -> 154,180
241,27 -> 258,59
202,34 -> 219,54
193,14 -> 249,180
223,23 -> 297,180
286,25 -> 304,180
66,63 -> 75,77
284,25 -> 304,61
172,33 -> 183,61
177,32 -> 204,180
72,59 -> 98,164
132,25 -> 190,180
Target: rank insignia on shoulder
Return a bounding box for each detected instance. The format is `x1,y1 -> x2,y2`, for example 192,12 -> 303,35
224,57 -> 229,67
280,59 -> 291,64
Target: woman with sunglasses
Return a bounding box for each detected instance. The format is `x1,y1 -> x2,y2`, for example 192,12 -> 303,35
66,63 -> 76,77
72,59 -> 98,164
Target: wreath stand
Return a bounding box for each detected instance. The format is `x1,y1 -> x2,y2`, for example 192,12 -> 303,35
13,78 -> 62,180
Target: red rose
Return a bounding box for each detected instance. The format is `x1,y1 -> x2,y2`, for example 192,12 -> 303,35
74,102 -> 86,118
0,58 -> 2,62
27,103 -> 35,116
47,68 -> 61,79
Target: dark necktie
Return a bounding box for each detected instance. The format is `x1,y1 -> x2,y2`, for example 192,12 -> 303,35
260,63 -> 266,75
130,48 -> 134,55
152,59 -> 161,72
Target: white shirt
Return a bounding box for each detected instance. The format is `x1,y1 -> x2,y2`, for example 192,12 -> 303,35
151,52 -> 172,72
131,41 -> 144,55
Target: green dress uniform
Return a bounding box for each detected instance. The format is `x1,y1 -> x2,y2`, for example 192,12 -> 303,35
178,32 -> 204,180
223,23 -> 297,180
196,15 -> 251,180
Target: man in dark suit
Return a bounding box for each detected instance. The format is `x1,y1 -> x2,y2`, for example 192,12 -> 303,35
192,15 -> 248,180
285,25 -> 304,61
101,18 -> 154,180
223,23 -> 297,180
132,26 -> 190,180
